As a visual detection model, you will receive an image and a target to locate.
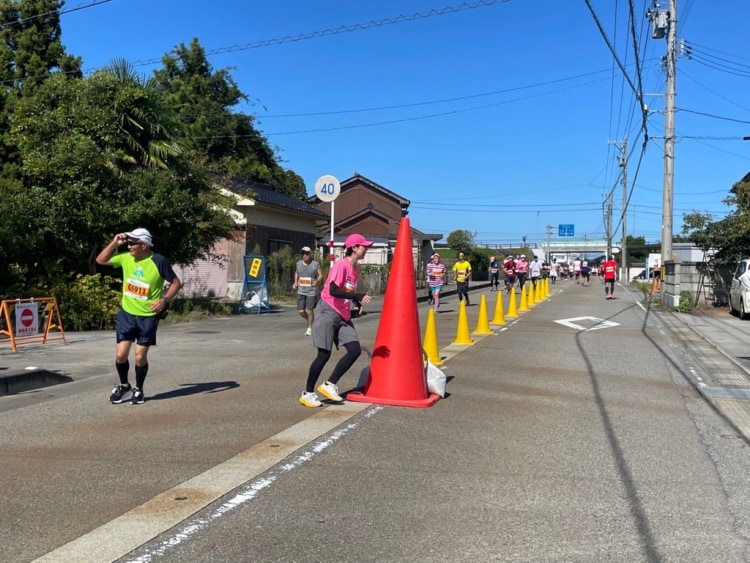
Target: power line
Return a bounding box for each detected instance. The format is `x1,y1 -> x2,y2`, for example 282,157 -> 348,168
0,0 -> 113,31
259,68 -> 622,118
252,77 -> 612,137
679,67 -> 750,113
130,0 -> 514,68
678,108 -> 750,125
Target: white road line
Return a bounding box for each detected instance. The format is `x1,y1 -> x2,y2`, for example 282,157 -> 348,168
34,402 -> 376,563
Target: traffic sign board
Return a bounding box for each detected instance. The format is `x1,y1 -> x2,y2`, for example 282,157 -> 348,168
558,224 -> 574,237
315,175 -> 341,203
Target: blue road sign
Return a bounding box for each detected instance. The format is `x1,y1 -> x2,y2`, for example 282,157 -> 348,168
559,224 -> 574,237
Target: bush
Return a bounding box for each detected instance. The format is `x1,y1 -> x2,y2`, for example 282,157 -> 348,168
677,290 -> 693,312
264,248 -> 390,299
265,245 -> 297,299
50,273 -> 121,331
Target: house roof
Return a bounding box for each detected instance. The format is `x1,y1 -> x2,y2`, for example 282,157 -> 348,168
227,177 -> 328,219
342,173 -> 410,207
307,172 -> 410,208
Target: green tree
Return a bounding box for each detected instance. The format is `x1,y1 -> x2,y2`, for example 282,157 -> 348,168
625,234 -> 647,262
152,38 -> 306,199
681,180 -> 750,266
102,58 -> 183,170
446,229 -> 475,252
0,0 -> 82,172
1,70 -> 236,292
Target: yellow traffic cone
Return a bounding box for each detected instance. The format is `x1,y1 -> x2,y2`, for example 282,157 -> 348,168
473,295 -> 493,335
451,301 -> 474,345
491,290 -> 506,325
544,277 -> 550,297
535,279 -> 543,302
519,284 -> 529,311
506,287 -> 518,318
528,281 -> 537,307
423,308 -> 443,365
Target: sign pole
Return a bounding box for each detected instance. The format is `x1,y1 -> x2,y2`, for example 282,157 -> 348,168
315,175 -> 341,265
330,200 -> 335,265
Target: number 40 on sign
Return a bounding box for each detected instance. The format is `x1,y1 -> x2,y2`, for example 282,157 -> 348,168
315,175 -> 340,203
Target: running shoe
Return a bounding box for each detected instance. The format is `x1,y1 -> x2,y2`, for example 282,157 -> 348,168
131,387 -> 145,405
109,383 -> 132,404
299,391 -> 322,407
305,327 -> 312,336
317,382 -> 343,402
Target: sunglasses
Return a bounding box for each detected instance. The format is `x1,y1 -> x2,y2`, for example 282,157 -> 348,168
127,240 -> 143,247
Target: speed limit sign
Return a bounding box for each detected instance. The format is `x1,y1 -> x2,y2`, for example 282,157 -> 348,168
315,175 -> 340,203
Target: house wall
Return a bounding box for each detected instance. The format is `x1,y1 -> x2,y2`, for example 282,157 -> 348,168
317,182 -> 402,236
174,238 -> 233,299
177,207 -> 319,302
244,207 -> 317,256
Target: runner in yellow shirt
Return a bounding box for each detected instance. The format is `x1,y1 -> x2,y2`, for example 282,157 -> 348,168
452,251 -> 472,306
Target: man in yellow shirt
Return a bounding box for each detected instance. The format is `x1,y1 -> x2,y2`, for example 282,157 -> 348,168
452,251 -> 472,306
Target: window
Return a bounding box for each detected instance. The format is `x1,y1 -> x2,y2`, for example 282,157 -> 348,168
269,239 -> 293,254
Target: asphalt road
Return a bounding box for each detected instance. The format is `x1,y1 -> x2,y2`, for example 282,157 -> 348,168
2,279 -> 750,562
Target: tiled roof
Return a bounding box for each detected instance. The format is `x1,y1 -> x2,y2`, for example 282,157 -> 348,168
227,178 -> 328,218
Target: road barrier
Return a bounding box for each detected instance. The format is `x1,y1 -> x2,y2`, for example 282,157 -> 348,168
0,297 -> 66,352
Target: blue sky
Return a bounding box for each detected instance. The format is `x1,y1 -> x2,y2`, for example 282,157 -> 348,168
60,0 -> 750,248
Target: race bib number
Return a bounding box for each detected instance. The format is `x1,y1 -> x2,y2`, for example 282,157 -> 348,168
299,277 -> 312,286
125,278 -> 150,300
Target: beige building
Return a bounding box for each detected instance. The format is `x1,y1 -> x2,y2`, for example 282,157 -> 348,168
175,178 -> 327,301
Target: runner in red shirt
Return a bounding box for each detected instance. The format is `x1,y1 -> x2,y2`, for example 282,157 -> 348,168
602,255 -> 618,300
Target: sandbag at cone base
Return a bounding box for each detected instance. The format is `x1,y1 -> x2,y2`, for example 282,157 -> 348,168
347,217 -> 440,408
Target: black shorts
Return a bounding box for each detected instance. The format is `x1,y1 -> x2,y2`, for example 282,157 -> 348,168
116,309 -> 159,346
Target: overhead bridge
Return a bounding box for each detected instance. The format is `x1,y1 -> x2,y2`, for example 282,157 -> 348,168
543,241 -> 619,260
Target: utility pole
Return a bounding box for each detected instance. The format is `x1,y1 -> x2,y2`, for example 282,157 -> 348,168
619,137 -> 628,280
605,190 -> 613,259
546,224 -> 553,264
649,0 -> 677,265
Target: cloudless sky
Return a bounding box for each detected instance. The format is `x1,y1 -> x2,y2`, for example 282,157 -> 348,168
60,0 -> 750,247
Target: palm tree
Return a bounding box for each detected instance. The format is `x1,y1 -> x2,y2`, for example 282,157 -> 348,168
102,58 -> 183,170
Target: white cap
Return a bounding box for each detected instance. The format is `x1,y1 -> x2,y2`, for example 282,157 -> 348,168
125,228 -> 153,247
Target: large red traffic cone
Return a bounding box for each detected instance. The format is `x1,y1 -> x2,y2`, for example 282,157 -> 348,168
347,218 -> 440,407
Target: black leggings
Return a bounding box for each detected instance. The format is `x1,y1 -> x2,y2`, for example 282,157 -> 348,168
605,279 -> 615,295
306,341 -> 362,392
456,281 -> 469,302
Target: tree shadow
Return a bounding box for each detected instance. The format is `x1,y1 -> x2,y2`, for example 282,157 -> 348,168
149,381 -> 239,401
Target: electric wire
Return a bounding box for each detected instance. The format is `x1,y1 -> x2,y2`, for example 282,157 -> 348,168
130,0 -> 513,68
0,0 -> 113,30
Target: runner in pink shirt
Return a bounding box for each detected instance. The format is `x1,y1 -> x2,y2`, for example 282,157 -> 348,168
300,233 -> 373,408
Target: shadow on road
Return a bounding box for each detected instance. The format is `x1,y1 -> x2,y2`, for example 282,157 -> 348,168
149,381 -> 239,401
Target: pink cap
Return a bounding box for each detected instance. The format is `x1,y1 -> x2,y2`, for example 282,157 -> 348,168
345,233 -> 374,248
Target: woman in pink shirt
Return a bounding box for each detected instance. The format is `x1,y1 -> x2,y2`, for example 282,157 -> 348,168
300,233 -> 373,408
